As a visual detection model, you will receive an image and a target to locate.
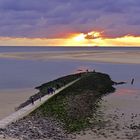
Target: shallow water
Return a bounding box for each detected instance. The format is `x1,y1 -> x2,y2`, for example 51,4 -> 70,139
0,46 -> 140,89
0,58 -> 140,90
0,46 -> 140,53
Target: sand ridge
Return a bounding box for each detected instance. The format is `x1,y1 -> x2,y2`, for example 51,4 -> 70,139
0,50 -> 140,64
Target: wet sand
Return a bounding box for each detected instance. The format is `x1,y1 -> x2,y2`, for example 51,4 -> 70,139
0,50 -> 140,64
74,87 -> 140,140
0,88 -> 36,120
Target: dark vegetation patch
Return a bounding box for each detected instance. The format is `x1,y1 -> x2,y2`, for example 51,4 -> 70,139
32,72 -> 115,132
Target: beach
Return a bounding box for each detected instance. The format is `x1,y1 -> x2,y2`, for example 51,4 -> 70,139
74,87 -> 140,140
0,88 -> 35,120
0,47 -> 140,140
0,49 -> 140,120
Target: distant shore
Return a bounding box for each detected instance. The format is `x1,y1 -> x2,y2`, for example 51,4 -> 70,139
0,50 -> 140,64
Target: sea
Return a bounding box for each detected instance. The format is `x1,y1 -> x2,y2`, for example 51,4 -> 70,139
0,46 -> 140,89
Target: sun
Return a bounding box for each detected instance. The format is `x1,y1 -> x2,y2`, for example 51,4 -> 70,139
73,33 -> 86,42
72,31 -> 102,42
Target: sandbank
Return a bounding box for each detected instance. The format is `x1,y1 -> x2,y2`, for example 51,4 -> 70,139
0,50 -> 140,64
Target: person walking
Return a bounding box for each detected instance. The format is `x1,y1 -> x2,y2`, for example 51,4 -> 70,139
31,97 -> 34,105
131,78 -> 134,85
39,93 -> 41,101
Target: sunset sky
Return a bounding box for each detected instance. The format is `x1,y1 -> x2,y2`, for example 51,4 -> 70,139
0,0 -> 140,46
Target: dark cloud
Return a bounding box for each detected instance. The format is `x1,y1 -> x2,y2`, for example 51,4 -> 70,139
0,0 -> 139,38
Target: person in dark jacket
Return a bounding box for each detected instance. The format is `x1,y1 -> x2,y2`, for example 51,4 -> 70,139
31,97 -> 34,105
131,78 -> 134,85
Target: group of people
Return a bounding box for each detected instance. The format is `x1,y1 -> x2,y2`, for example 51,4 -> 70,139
47,87 -> 55,94
30,86 -> 58,105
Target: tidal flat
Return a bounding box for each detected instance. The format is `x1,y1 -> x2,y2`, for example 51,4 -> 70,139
0,47 -> 140,140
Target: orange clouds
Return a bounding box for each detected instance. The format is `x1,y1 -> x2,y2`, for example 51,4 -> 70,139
67,31 -> 140,46
0,31 -> 140,46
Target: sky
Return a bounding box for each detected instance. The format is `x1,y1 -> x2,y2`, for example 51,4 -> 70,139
0,0 -> 140,46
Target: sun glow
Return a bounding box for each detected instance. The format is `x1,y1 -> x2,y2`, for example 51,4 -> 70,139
86,31 -> 102,39
73,33 -> 85,42
67,31 -> 140,46
73,31 -> 102,42
0,31 -> 140,46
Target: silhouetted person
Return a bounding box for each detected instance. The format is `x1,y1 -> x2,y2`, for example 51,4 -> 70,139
39,93 -> 41,101
31,97 -> 34,105
47,88 -> 50,94
50,87 -> 55,94
56,84 -> 60,89
131,78 -> 134,85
